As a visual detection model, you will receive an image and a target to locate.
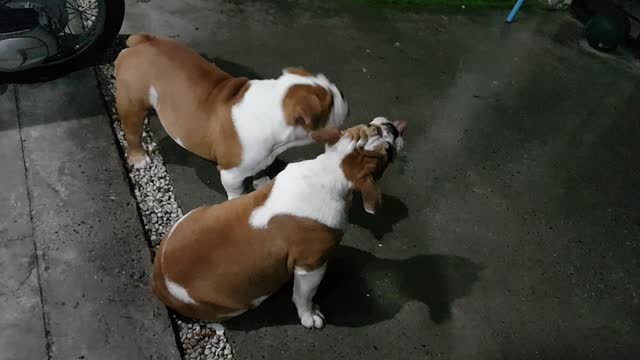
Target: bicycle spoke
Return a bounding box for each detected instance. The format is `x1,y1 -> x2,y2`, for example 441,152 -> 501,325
47,0 -> 105,62
65,0 -> 81,12
66,13 -> 81,25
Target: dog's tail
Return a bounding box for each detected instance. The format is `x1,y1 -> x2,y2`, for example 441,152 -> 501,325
126,33 -> 154,47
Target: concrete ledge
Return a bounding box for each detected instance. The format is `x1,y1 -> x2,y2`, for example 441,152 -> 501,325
14,69 -> 180,359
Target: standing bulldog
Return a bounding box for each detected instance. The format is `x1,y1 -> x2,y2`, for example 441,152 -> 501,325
114,33 -> 349,199
151,118 -> 406,328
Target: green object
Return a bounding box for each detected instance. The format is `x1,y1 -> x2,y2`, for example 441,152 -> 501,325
585,14 -> 629,52
350,0 -> 519,8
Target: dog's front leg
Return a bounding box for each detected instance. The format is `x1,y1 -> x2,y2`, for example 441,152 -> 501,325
292,263 -> 327,329
220,169 -> 246,200
252,176 -> 271,190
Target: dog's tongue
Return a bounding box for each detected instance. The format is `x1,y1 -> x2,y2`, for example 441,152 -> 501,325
392,120 -> 407,135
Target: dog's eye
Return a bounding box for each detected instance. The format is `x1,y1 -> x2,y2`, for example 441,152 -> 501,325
382,123 -> 399,140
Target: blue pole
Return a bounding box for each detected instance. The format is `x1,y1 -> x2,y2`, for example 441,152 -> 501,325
506,0 -> 525,23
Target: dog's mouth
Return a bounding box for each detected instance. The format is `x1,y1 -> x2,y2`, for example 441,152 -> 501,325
370,120 -> 406,164
377,120 -> 406,146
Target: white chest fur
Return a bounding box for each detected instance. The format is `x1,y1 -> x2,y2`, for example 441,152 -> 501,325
249,137 -> 357,230
230,79 -> 307,172
230,74 -> 346,173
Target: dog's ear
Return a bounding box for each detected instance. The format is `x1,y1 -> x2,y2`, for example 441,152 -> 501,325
294,95 -> 322,129
283,84 -> 333,130
310,127 -> 342,145
343,149 -> 388,215
357,176 -> 382,214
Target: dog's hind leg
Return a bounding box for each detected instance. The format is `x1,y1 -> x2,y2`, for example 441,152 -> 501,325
220,169 -> 247,200
116,82 -> 150,168
292,263 -> 327,329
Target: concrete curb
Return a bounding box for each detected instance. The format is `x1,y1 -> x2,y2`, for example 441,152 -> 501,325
94,59 -> 236,360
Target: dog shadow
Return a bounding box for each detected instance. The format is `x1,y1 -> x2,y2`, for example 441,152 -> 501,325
349,193 -> 409,240
156,134 -> 227,194
157,134 -> 292,195
201,55 -> 265,80
225,245 -> 483,330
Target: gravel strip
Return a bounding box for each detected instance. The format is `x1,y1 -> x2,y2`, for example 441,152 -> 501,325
94,46 -> 236,360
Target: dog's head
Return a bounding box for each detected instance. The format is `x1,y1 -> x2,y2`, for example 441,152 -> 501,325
312,117 -> 407,214
280,67 -> 349,133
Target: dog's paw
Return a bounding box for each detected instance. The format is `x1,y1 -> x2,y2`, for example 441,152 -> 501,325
252,176 -> 271,190
299,306 -> 325,329
127,153 -> 150,169
343,125 -> 379,148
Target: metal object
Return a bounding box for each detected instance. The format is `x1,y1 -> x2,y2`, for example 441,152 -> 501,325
0,0 -> 106,72
0,28 -> 58,71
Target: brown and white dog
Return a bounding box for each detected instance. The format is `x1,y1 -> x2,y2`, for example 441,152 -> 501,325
151,117 -> 406,328
114,33 -> 349,199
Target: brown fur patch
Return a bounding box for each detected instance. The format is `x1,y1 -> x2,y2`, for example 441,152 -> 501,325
152,182 -> 343,321
310,127 -> 341,145
341,124 -> 380,144
126,33 -> 154,47
282,84 -> 334,131
341,146 -> 390,214
115,34 -> 246,170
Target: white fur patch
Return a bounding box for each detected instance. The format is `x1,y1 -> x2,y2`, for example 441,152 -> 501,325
369,117 -> 404,151
249,136 -> 356,230
221,71 -> 348,199
149,86 -> 159,108
220,169 -> 246,200
249,117 -> 400,230
251,294 -> 271,307
219,308 -> 248,318
293,264 -> 327,329
252,176 -> 271,190
165,278 -> 197,304
174,137 -> 185,148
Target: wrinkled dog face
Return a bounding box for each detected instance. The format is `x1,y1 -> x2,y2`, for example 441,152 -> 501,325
367,117 -> 406,155
341,117 -> 407,214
